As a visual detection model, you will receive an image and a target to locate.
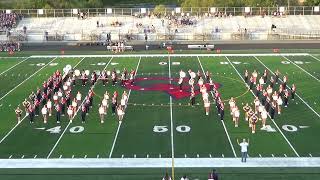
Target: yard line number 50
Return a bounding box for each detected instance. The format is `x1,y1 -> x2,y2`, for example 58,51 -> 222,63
153,125 -> 191,133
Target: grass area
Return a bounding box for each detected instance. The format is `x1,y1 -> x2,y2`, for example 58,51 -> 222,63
0,51 -> 320,179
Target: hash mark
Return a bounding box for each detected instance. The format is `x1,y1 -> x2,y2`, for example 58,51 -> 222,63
284,154 -> 287,157
259,154 -> 262,157
84,155 -> 87,158
97,155 -> 99,158
121,155 -> 124,158
9,155 -> 12,159
309,153 -> 313,157
21,155 -> 24,159
147,154 -> 149,158
134,154 -> 136,158
159,154 -> 161,158
184,154 -> 187,158
33,155 -> 37,159
72,155 -> 74,158
271,154 -> 275,157
222,154 -> 224,158
209,154 -> 212,158
197,154 -> 199,158
59,155 -> 62,158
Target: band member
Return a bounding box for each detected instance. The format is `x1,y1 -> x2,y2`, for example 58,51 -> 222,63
91,71 -> 97,85
120,72 -> 126,86
22,99 -> 30,115
204,99 -> 210,116
117,106 -> 125,121
244,70 -> 249,83
196,70 -> 201,81
102,97 -> 108,114
220,102 -> 225,120
72,98 -> 77,114
261,90 -> 267,106
99,104 -> 105,123
198,77 -> 204,87
111,97 -> 117,115
41,105 -> 48,123
234,106 -> 240,127
261,108 -> 268,128
209,78 -> 214,91
66,92 -> 71,107
111,70 -> 117,86
266,85 -> 273,97
34,98 -> 40,116
190,90 -> 195,106
252,70 -> 258,85
55,103 -> 61,123
263,69 -> 268,83
243,103 -> 251,121
248,110 -> 254,127
81,71 -> 87,86
277,96 -> 283,114
284,90 -> 289,107
270,101 -> 276,120
188,78 -> 194,88
47,99 -> 52,116
291,84 -> 296,100
269,76 -> 275,88
259,77 -> 264,86
76,91 -> 82,106
101,70 -> 108,86
72,73 -> 76,86
265,96 -> 271,112
205,71 -> 210,82
178,78 -> 183,91
129,69 -> 136,84
282,75 -> 288,89
29,92 -> 36,102
88,89 -> 94,107
61,96 -> 66,116
251,114 -> 258,133
229,97 -> 236,115
256,84 -> 263,98
249,76 -> 254,90
15,106 -> 23,123
254,97 -> 260,114
67,105 -> 73,122
81,104 -> 86,123
53,92 -> 59,104
275,69 -> 280,84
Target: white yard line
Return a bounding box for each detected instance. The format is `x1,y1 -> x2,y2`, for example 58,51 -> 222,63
0,57 -> 86,145
225,56 -> 300,157
254,56 -> 320,118
168,55 -> 175,161
282,56 -> 320,82
197,56 -> 237,157
0,57 -> 30,76
0,57 -> 58,102
1,158 -> 320,168
108,56 -> 141,158
309,54 -> 320,62
47,57 -> 113,159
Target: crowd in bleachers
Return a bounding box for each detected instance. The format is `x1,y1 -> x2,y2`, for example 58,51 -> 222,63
0,41 -> 21,52
0,12 -> 20,32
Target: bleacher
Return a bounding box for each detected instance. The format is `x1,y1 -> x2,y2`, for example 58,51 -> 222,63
5,8 -> 320,42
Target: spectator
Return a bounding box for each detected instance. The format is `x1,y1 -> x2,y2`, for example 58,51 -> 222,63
208,169 -> 219,180
0,12 -> 20,32
180,174 -> 189,180
0,41 -> 21,52
162,172 -> 172,180
237,138 -> 249,162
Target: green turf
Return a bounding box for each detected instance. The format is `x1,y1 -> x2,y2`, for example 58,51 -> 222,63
0,52 -> 320,180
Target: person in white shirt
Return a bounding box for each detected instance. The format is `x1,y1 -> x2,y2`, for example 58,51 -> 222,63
180,175 -> 189,180
117,106 -> 125,121
76,91 -> 82,106
237,138 -> 249,162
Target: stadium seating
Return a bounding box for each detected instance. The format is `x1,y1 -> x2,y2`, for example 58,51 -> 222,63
10,14 -> 320,41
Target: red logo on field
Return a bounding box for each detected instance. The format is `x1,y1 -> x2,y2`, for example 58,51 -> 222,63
124,77 -> 221,99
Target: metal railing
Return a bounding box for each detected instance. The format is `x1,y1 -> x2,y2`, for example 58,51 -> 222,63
1,6 -> 320,17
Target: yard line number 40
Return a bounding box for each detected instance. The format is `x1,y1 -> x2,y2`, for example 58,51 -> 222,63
46,126 -> 84,134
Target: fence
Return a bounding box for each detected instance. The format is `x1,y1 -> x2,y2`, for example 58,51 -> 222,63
1,6 -> 320,17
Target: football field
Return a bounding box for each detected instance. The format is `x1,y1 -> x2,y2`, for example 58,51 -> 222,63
0,52 -> 320,165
